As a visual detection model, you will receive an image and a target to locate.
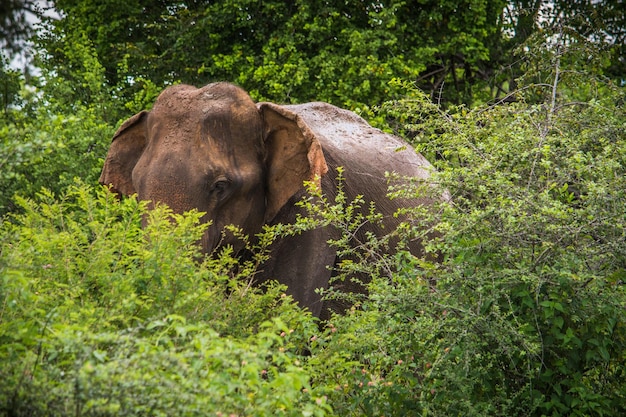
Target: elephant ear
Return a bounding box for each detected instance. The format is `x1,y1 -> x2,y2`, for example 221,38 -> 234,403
99,111 -> 148,196
258,102 -> 328,223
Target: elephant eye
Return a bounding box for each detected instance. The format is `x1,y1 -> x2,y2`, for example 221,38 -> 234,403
209,178 -> 232,201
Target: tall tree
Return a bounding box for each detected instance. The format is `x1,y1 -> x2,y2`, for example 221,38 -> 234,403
39,0 -> 507,108
493,1 -> 626,100
37,1 -> 625,110
1,0 -> 36,56
0,0 -> 40,113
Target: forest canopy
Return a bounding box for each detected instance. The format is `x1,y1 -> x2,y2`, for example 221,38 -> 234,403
3,0 -> 626,111
1,1 -> 626,416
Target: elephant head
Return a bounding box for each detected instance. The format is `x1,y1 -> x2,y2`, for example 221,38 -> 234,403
101,82 -> 441,317
100,82 -> 327,253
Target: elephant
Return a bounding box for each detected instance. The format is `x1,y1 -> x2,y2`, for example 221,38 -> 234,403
100,82 -> 441,318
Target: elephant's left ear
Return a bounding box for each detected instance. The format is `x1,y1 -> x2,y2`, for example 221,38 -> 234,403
258,102 -> 328,223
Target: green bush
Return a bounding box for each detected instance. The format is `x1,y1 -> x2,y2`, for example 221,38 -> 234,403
0,183 -> 327,416
302,42 -> 626,414
0,33 -> 155,216
0,105 -> 113,215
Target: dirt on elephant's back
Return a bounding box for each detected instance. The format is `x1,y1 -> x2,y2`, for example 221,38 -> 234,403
285,101 -> 434,181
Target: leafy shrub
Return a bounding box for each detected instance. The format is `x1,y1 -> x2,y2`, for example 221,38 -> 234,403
303,39 -> 626,415
0,104 -> 113,215
0,183 -> 327,416
0,32 -> 157,216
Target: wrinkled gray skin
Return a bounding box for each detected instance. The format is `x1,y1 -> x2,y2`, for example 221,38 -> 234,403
100,82 -> 439,318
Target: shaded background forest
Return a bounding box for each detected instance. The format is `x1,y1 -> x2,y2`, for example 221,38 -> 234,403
3,1 -> 626,111
1,1 -> 626,416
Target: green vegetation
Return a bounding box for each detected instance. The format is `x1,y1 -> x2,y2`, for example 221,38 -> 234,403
2,1 -> 626,416
1,185 -> 326,416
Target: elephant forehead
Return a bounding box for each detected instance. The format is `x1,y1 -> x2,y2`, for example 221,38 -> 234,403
149,94 -> 262,154
152,83 -> 259,121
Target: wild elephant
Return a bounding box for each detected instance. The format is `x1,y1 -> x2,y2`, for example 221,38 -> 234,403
100,82 -> 440,317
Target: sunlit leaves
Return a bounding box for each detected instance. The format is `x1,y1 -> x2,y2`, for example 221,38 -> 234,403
0,183 -> 327,416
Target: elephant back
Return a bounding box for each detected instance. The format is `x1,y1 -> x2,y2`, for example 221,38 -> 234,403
283,102 -> 437,208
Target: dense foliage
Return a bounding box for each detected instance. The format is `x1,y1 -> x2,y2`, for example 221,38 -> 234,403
2,1 -> 626,416
37,0 -> 505,108
0,0 -> 41,57
24,0 -> 626,110
1,185 -> 327,416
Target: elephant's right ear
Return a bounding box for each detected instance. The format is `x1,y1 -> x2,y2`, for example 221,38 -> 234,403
258,102 -> 328,223
99,111 -> 148,196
